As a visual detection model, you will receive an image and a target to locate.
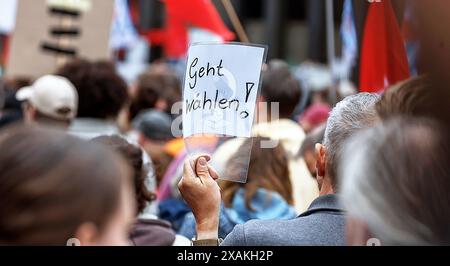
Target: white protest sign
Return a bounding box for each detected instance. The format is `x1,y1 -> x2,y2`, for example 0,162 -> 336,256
182,43 -> 266,138
6,0 -> 113,78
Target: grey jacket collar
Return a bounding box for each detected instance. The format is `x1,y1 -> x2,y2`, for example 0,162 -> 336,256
298,194 -> 343,218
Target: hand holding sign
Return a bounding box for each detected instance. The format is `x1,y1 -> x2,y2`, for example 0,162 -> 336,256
179,156 -> 221,239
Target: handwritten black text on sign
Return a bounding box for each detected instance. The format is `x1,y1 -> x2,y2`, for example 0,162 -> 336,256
186,58 -> 256,119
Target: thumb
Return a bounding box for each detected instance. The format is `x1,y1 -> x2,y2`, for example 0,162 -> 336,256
195,156 -> 210,182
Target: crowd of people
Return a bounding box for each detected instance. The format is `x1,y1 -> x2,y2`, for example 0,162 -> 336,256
0,55 -> 449,246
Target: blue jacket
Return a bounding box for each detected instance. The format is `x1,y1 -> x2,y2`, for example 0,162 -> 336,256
179,188 -> 297,239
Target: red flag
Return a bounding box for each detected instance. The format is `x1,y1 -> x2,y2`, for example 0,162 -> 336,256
164,0 -> 235,59
359,0 -> 410,93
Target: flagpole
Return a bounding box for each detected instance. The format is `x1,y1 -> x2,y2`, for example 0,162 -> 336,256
326,0 -> 338,103
221,0 -> 250,43
326,0 -> 335,65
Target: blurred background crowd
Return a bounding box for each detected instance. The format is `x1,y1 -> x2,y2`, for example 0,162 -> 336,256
0,0 -> 450,246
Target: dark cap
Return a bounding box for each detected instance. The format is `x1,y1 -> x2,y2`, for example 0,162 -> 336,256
133,109 -> 174,141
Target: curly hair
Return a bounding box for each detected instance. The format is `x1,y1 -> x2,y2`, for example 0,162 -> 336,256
129,68 -> 181,120
56,59 -> 129,119
91,135 -> 155,214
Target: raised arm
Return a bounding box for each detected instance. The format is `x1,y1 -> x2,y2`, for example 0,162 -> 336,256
178,156 -> 221,244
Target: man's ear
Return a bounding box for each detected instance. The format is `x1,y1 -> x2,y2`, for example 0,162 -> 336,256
315,143 -> 327,178
74,222 -> 98,246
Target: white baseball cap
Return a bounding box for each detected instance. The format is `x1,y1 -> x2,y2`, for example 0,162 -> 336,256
16,75 -> 78,120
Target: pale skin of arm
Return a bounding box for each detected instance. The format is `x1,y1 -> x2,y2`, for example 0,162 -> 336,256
178,155 -> 221,240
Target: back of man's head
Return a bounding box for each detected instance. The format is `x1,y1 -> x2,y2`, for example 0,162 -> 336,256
341,118 -> 450,245
261,60 -> 301,119
56,59 -> 128,120
323,93 -> 380,188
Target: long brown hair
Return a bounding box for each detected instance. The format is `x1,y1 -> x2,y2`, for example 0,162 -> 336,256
0,125 -> 131,245
221,137 -> 293,210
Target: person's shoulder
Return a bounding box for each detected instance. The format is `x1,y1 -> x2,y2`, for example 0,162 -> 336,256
242,218 -> 304,237
222,219 -> 300,246
224,211 -> 346,246
130,218 -> 177,246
